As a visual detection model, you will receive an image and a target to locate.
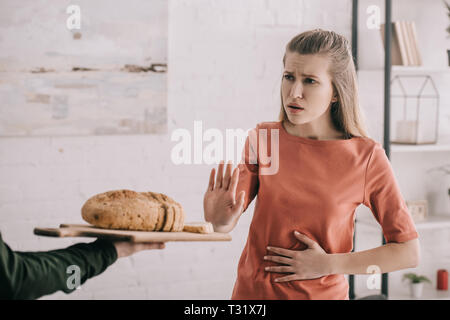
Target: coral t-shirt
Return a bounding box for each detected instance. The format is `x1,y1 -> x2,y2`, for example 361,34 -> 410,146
231,121 -> 419,300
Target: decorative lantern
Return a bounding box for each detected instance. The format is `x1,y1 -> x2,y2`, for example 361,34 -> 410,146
390,75 -> 440,145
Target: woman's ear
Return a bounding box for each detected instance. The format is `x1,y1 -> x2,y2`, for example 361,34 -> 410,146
331,83 -> 338,103
331,87 -> 338,103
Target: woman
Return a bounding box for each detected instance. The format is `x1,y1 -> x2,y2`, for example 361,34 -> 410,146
203,29 -> 420,300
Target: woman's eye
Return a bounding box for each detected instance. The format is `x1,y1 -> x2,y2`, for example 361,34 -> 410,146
283,75 -> 316,84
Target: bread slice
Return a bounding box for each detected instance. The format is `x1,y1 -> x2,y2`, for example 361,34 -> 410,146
183,222 -> 214,234
141,191 -> 185,232
155,206 -> 166,231
141,192 -> 167,231
170,201 -> 184,232
162,193 -> 184,232
162,204 -> 175,231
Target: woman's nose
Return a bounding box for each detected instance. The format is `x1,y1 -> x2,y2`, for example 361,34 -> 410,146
290,81 -> 303,99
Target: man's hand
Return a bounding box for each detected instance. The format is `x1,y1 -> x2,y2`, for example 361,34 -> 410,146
112,241 -> 165,259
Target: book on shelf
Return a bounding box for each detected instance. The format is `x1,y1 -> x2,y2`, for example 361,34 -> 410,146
381,22 -> 404,65
405,21 -> 420,65
400,21 -> 413,65
380,21 -> 422,66
410,21 -> 422,65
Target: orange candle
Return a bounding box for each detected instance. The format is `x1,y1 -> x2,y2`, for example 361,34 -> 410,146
437,269 -> 448,290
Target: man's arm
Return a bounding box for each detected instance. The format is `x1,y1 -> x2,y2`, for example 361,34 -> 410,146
328,238 -> 419,275
0,232 -> 118,300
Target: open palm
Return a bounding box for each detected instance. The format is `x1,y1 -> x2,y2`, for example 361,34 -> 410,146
203,161 -> 246,233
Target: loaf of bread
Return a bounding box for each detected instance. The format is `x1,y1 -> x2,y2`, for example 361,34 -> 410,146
81,189 -> 185,232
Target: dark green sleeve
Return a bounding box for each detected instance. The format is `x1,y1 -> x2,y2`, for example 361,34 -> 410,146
0,232 -> 118,300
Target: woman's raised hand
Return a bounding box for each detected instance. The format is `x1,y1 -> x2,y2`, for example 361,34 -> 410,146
203,160 -> 246,233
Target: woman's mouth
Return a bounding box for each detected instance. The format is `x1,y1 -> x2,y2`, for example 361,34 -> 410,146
288,105 -> 304,113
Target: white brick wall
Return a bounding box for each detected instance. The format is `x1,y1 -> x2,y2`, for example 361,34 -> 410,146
1,0 -> 448,300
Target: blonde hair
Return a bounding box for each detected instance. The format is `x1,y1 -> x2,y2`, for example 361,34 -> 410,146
278,29 -> 370,139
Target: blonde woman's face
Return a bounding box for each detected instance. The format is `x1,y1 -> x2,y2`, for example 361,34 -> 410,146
281,51 -> 337,125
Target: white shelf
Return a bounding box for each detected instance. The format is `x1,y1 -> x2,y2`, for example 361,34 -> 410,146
358,67 -> 450,73
389,286 -> 450,300
357,214 -> 450,231
391,141 -> 450,153
392,66 -> 450,73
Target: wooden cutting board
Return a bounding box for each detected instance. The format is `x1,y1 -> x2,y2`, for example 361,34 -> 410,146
34,223 -> 231,242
